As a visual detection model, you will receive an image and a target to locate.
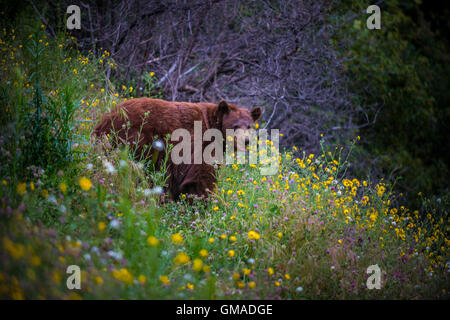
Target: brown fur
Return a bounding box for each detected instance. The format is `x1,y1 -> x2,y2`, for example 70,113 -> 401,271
93,98 -> 261,199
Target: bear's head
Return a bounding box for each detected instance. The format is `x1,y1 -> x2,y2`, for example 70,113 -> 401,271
216,100 -> 261,133
214,100 -> 262,150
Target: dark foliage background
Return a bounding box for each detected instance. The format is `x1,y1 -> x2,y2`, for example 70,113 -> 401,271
2,0 -> 449,207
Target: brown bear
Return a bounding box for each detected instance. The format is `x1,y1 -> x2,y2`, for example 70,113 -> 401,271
93,98 -> 261,199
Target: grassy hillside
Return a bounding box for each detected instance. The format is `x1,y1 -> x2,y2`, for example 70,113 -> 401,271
0,21 -> 448,299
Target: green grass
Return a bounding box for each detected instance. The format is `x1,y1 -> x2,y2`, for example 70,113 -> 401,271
0,19 -> 448,300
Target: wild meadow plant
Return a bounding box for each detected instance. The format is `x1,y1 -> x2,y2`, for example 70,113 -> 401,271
0,20 -> 448,299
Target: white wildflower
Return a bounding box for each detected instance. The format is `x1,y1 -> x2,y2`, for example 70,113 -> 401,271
152,186 -> 163,195
110,219 -> 120,229
102,160 -> 116,174
152,140 -> 164,151
119,160 -> 127,168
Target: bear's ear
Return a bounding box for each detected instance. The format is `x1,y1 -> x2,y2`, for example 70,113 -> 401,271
251,107 -> 262,121
218,100 -> 230,114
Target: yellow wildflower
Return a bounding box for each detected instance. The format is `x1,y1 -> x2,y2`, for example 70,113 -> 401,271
112,268 -> 133,285
159,275 -> 170,285
174,252 -> 190,265
30,255 -> 41,266
59,182 -> 67,194
16,182 -> 26,195
147,236 -> 159,246
203,265 -> 211,273
171,233 -> 183,244
138,275 -> 147,284
192,258 -> 203,272
98,222 -> 106,232
78,177 -> 92,191
95,276 -> 103,285
53,272 -> 62,284
242,268 -> 251,275
248,231 -> 261,240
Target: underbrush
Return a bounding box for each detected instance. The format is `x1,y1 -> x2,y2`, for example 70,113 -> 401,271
0,20 -> 448,300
